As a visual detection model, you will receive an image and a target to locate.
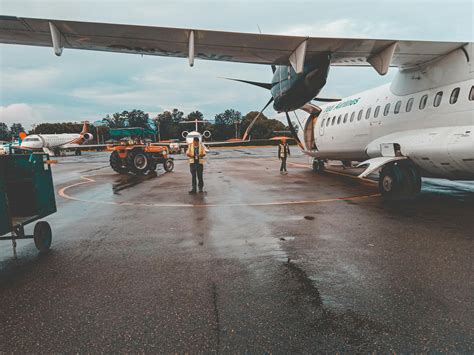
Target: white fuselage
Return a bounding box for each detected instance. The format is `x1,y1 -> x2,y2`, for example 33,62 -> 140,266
305,43 -> 474,180
21,133 -> 88,150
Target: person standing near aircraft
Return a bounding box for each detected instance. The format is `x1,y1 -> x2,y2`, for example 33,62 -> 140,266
278,137 -> 290,174
186,137 -> 206,194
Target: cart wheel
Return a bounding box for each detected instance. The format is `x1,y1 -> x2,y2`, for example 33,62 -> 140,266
34,221 -> 52,252
164,159 -> 174,172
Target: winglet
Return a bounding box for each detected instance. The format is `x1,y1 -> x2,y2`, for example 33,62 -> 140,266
367,41 -> 398,75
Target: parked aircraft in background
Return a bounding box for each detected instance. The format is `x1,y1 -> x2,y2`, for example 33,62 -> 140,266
0,16 -> 472,199
20,121 -> 94,156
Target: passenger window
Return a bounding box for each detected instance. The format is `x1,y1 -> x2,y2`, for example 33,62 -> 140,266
343,113 -> 348,123
350,112 -> 355,122
470,86 -> 474,101
374,105 -> 380,118
383,103 -> 391,116
326,118 -> 330,127
337,115 -> 342,124
433,91 -> 443,107
450,87 -> 460,104
331,116 -> 336,125
365,107 -> 371,119
394,100 -> 402,114
419,95 -> 428,109
406,98 -> 414,112
357,110 -> 363,121
321,119 -> 325,128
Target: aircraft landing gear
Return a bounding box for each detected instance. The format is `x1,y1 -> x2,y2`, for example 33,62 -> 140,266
379,161 -> 421,200
312,159 -> 325,173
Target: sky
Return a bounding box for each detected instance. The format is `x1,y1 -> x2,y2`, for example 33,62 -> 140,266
0,0 -> 473,129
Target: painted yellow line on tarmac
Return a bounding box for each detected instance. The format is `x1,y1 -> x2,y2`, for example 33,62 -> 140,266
58,174 -> 380,208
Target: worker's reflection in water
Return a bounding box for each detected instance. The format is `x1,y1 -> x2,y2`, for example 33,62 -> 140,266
186,137 -> 206,194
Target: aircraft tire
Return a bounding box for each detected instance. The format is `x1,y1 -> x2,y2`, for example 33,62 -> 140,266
379,163 -> 404,200
110,151 -> 130,174
312,159 -> 325,173
34,221 -> 52,252
399,163 -> 422,196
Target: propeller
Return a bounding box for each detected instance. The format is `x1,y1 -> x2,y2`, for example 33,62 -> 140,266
285,112 -> 304,149
312,97 -> 341,102
242,96 -> 274,141
222,77 -> 273,90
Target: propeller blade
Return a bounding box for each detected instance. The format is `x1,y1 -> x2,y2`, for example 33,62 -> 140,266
242,96 -> 274,141
313,97 -> 342,102
222,77 -> 273,90
285,112 -> 304,149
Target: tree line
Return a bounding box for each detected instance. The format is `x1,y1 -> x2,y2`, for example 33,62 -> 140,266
0,122 -> 25,141
1,108 -> 293,142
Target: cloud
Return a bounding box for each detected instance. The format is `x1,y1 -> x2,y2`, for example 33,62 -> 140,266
0,103 -> 43,129
279,19 -> 408,39
0,67 -> 61,92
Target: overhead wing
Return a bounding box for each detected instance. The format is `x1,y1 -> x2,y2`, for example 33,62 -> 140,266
0,15 -> 467,74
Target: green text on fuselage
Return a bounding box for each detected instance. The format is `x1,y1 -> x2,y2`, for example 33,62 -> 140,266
324,98 -> 361,112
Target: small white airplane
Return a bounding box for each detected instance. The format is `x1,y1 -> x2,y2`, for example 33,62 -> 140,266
0,16 -> 472,199
20,121 -> 94,156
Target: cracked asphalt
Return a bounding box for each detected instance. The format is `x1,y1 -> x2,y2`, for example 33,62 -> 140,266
0,148 -> 473,352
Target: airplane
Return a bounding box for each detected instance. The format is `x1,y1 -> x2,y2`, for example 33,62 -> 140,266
20,121 -> 95,156
0,16 -> 472,199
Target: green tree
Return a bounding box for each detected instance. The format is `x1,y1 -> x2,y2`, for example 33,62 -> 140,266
102,112 -> 127,128
127,109 -> 150,129
9,123 -> 25,138
186,110 -> 204,121
214,109 -> 242,140
241,111 -> 285,139
0,122 -> 9,141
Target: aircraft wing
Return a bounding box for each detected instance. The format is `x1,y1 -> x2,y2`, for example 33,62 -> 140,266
0,16 -> 467,74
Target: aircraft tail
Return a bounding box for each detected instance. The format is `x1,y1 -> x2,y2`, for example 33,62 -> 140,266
80,121 -> 90,134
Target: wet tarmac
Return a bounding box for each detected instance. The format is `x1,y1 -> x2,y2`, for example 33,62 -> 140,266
0,148 -> 473,352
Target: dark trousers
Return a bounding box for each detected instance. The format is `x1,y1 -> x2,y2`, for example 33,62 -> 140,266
190,163 -> 204,191
280,158 -> 287,172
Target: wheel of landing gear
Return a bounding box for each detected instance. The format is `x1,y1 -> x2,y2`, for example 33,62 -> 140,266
312,159 -> 325,173
127,149 -> 150,175
163,159 -> 174,172
379,164 -> 403,200
75,149 -> 82,156
33,221 -> 52,252
402,164 -> 422,195
110,151 -> 130,174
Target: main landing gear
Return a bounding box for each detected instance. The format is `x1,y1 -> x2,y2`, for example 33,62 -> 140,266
312,159 -> 325,173
379,161 -> 422,200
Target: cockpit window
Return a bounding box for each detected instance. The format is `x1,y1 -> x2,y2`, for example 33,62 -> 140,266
470,86 -> 474,101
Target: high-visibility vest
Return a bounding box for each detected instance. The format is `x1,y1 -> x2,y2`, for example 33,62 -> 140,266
187,143 -> 206,164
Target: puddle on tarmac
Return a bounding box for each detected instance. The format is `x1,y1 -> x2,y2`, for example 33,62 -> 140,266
112,172 -> 159,195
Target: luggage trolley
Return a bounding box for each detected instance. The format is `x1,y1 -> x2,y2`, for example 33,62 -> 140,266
0,152 -> 57,255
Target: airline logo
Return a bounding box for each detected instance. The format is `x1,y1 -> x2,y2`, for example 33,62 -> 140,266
324,97 -> 361,112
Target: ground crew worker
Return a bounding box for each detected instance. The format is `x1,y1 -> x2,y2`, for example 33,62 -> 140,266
278,137 -> 290,174
186,136 -> 206,194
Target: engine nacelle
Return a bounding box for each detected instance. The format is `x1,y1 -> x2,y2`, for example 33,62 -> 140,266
203,130 -> 211,139
182,131 -> 189,139
82,133 -> 94,141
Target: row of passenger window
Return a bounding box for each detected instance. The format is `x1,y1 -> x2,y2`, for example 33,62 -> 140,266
324,85 -> 474,127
